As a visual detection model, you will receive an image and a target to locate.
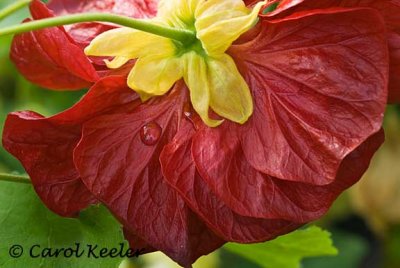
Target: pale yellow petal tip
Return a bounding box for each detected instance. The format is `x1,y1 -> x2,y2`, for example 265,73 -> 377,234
128,86 -> 154,102
138,91 -> 153,102
105,56 -> 130,69
218,106 -> 253,125
213,95 -> 254,125
84,42 -> 102,57
233,99 -> 254,125
236,110 -> 253,125
253,1 -> 268,16
202,116 -> 224,128
247,0 -> 268,25
83,45 -> 92,56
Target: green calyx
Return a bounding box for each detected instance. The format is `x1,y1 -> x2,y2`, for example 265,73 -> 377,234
174,34 -> 208,58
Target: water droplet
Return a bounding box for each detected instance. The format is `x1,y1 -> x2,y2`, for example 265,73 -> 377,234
140,122 -> 162,146
183,102 -> 194,119
184,110 -> 192,118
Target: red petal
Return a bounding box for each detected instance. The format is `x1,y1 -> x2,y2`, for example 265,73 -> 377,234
161,118 -> 300,243
10,0 -> 99,90
2,76 -> 136,216
48,0 -> 158,17
191,120 -> 384,222
2,111 -> 96,217
74,82 -> 224,267
123,228 -> 156,254
47,0 -> 158,47
229,8 -> 388,185
262,0 -> 400,103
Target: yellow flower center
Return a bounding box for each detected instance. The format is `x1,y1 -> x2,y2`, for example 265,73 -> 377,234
85,0 -> 267,127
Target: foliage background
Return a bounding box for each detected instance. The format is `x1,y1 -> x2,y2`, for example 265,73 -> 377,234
1,1 -> 400,267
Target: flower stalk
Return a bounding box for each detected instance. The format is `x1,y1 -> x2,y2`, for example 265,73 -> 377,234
0,12 -> 196,44
0,0 -> 31,21
0,173 -> 31,184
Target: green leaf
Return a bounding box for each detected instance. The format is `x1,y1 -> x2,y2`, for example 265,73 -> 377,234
224,226 -> 338,268
0,182 -> 129,268
303,230 -> 368,268
385,226 -> 400,268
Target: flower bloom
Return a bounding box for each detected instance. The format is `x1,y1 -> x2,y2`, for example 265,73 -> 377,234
84,0 -> 268,126
2,0 -> 392,266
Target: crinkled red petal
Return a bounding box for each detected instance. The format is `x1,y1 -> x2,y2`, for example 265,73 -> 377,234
73,81 -> 224,267
262,0 -> 400,103
10,0 -> 158,90
191,119 -> 384,221
160,118 -> 300,243
47,0 -> 158,48
123,228 -> 156,254
228,8 -> 387,185
10,0 -> 99,90
2,75 -> 137,216
161,114 -> 383,241
2,112 -> 96,217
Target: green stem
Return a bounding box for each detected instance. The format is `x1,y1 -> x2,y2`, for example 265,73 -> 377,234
0,0 -> 31,21
0,13 -> 196,44
0,173 -> 31,184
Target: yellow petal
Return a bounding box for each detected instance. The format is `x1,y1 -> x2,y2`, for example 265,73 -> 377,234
84,26 -> 175,59
207,54 -> 253,124
105,56 -> 130,69
158,0 -> 200,27
195,0 -> 266,55
183,52 -> 223,127
128,53 -> 183,100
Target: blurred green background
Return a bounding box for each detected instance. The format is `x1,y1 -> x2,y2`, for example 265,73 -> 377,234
1,1 -> 400,267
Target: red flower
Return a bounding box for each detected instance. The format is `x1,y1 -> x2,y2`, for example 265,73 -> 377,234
3,0 -> 389,266
261,0 -> 400,103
